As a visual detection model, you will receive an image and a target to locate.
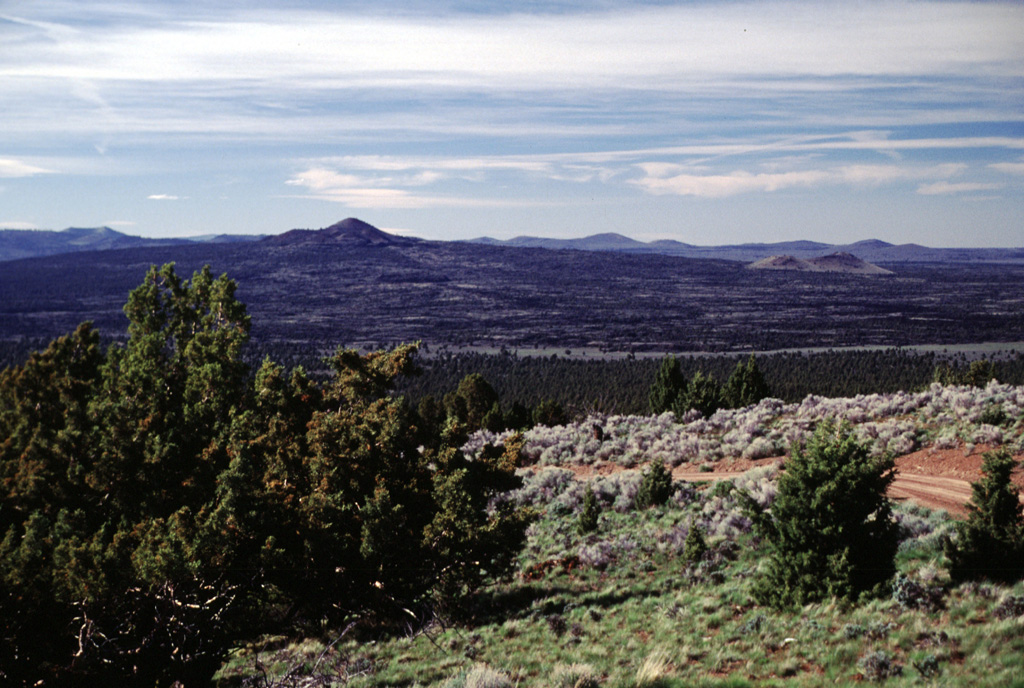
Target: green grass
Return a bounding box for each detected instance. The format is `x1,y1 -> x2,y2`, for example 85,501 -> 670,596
214,491 -> 1024,688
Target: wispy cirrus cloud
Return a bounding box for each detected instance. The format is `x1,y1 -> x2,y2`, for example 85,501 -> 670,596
631,163 -> 968,198
284,167 -> 517,209
4,3 -> 1022,88
2,3 -> 1022,147
0,157 -> 53,177
289,135 -> 1023,206
284,150 -> 639,209
990,161 -> 1024,176
916,181 -> 1004,195
147,194 -> 180,200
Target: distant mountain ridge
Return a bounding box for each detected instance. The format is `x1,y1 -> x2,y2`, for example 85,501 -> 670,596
0,225 -> 263,262
5,220 -> 1023,264
466,233 -> 1024,264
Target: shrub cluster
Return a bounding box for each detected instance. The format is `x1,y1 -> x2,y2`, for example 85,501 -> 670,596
0,265 -> 532,686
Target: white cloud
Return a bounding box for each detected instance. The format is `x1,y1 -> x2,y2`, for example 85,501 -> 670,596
916,181 -> 1003,195
631,163 -> 967,198
0,157 -> 52,177
632,169 -> 831,198
284,186 -> 510,209
286,167 -> 473,207
147,194 -> 179,200
318,155 -> 556,176
0,221 -> 39,230
284,167 -> 448,194
285,167 -> 514,209
293,146 -> 1014,203
990,161 -> 1024,176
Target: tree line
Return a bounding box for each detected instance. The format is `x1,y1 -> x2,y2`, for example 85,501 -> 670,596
395,348 -> 1024,417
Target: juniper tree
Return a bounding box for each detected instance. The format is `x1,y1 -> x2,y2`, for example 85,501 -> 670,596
444,372 -> 499,433
1,265 -> 252,686
578,484 -> 601,534
724,354 -> 771,409
750,418 -> 899,607
423,434 -> 532,610
649,355 -> 686,414
945,448 -> 1024,583
0,265 -> 533,685
677,370 -> 724,418
635,458 -> 673,509
683,522 -> 708,565
532,398 -> 568,427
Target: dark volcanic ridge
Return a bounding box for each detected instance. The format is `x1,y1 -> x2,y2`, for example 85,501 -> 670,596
747,252 -> 893,275
265,218 -> 418,247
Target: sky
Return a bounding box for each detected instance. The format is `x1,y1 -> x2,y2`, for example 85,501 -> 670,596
1,0 -> 1023,246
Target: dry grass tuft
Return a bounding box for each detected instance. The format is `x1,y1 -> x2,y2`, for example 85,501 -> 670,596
634,650 -> 672,687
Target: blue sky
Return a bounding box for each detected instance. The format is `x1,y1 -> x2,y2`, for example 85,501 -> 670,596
1,1 -> 1022,246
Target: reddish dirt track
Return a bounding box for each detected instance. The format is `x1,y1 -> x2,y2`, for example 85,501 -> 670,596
541,445 -> 1024,517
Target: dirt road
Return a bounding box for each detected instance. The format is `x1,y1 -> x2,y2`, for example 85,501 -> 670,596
668,467 -> 976,515
550,445 -> 1024,516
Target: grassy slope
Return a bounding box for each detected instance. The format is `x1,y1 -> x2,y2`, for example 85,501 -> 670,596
215,383 -> 1024,687
215,474 -> 1024,687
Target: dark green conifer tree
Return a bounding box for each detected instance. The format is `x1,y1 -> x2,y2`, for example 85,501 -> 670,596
532,398 -> 568,427
444,372 -> 499,433
724,354 -> 772,408
945,448 -> 1024,583
0,265 -> 535,685
635,458 -> 673,509
676,370 -> 724,418
649,355 -> 687,414
751,419 -> 899,607
423,434 -> 532,610
578,484 -> 601,535
683,522 -> 708,565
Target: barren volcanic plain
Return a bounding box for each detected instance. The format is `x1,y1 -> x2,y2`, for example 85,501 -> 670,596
1,221 -> 1022,360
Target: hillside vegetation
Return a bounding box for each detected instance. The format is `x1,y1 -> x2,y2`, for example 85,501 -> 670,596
2,265 -> 1023,687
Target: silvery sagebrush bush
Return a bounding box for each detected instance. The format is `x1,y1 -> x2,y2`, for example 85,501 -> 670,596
970,423 -> 1004,446
731,463 -> 780,509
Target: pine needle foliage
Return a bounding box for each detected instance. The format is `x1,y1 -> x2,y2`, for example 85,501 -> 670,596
648,355 -> 686,415
675,370 -> 724,419
723,354 -> 772,408
750,418 -> 899,607
0,264 -> 532,686
945,448 -> 1024,583
577,484 -> 600,535
635,458 -> 673,509
683,523 -> 708,565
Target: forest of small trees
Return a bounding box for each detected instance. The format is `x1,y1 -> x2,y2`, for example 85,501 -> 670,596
395,347 -> 1024,417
